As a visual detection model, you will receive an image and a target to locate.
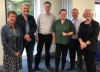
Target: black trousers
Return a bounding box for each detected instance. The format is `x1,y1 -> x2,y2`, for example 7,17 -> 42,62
83,48 -> 97,72
55,43 -> 69,71
22,42 -> 35,72
35,33 -> 52,67
69,39 -> 82,69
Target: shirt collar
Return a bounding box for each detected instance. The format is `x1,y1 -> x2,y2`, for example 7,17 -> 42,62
7,22 -> 16,28
43,12 -> 51,15
71,17 -> 79,21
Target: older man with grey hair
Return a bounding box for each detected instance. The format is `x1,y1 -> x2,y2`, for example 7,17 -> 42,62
16,3 -> 37,72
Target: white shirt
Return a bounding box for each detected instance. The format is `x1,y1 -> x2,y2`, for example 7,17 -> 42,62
70,17 -> 84,39
36,12 -> 56,37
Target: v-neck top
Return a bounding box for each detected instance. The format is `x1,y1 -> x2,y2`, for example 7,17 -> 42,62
53,19 -> 74,44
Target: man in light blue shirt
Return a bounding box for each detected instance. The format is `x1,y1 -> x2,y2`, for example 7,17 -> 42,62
67,8 -> 84,72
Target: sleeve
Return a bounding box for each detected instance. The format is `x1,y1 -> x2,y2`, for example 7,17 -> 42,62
35,16 -> 40,37
52,15 -> 56,29
1,26 -> 15,55
28,17 -> 37,38
18,26 -> 23,54
53,21 -> 56,33
88,21 -> 99,43
70,21 -> 75,34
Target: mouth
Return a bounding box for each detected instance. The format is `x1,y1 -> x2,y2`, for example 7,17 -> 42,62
23,12 -> 29,14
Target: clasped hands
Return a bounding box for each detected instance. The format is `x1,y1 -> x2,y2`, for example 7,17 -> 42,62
80,41 -> 91,49
62,32 -> 68,36
24,34 -> 31,42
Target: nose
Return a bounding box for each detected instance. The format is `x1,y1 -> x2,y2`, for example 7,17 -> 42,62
26,8 -> 29,11
12,17 -> 16,19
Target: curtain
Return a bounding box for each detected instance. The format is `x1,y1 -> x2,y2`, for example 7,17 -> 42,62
61,0 -> 73,19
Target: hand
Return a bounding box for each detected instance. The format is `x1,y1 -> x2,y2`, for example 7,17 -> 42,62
24,34 -> 30,40
14,52 -> 19,57
36,37 -> 39,43
24,34 -> 31,42
26,38 -> 31,42
62,32 -> 67,36
52,38 -> 56,45
80,41 -> 87,49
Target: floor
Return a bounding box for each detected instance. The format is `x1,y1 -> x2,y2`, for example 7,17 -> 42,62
17,57 -> 100,72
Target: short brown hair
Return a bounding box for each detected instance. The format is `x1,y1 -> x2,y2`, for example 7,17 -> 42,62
44,1 -> 51,6
59,9 -> 67,14
72,8 -> 79,13
7,11 -> 17,17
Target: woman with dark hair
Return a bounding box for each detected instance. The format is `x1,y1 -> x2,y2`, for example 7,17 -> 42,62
1,11 -> 23,72
52,9 -> 74,72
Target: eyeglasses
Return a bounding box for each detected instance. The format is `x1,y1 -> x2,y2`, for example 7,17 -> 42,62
60,13 -> 66,15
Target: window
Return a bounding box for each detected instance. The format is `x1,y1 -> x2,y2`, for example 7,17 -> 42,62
6,0 -> 34,16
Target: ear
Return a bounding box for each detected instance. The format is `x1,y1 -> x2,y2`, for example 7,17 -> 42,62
77,12 -> 79,15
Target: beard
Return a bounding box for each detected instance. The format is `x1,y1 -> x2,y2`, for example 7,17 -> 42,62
22,11 -> 29,15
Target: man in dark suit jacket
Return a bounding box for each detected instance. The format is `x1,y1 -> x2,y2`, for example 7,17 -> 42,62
15,3 -> 37,72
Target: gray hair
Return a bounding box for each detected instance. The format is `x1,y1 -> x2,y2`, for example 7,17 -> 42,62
21,3 -> 29,9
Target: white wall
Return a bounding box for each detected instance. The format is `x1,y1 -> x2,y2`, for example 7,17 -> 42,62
72,0 -> 95,19
40,0 -> 61,20
0,0 -> 6,66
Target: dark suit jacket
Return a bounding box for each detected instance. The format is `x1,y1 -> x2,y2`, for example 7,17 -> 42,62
78,19 -> 99,52
15,13 -> 37,45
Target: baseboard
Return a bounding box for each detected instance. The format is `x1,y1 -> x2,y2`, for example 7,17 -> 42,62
0,65 -> 3,72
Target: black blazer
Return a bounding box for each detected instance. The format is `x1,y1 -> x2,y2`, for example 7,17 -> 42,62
15,14 -> 37,45
78,19 -> 99,52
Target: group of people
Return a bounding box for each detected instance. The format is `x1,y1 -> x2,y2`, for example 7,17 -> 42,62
1,1 -> 99,72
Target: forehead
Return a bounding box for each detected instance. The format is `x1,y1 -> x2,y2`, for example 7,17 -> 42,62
22,5 -> 29,8
44,3 -> 51,6
85,10 -> 92,14
61,11 -> 66,13
9,13 -> 16,16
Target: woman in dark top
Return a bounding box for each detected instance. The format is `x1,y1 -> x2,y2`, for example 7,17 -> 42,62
78,9 -> 99,72
52,9 -> 74,72
1,11 -> 23,72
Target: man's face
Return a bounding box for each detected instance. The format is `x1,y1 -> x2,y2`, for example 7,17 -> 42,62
44,3 -> 51,12
72,10 -> 79,19
21,5 -> 29,15
7,13 -> 16,24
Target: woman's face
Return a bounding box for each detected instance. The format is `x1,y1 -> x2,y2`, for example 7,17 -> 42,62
7,13 -> 16,24
84,10 -> 92,20
60,11 -> 67,20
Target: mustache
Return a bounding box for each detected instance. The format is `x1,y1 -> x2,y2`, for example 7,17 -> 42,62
22,11 -> 29,15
